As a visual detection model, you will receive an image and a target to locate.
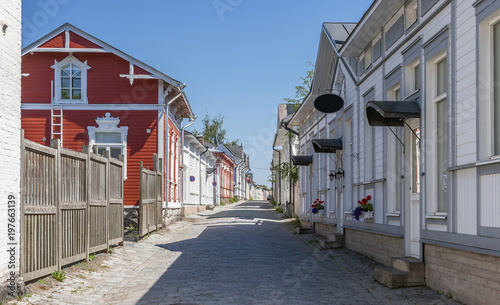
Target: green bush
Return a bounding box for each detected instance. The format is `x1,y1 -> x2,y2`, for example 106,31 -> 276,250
229,197 -> 238,203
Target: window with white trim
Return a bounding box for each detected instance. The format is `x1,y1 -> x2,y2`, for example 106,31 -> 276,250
405,0 -> 418,30
51,55 -> 90,103
426,52 -> 448,213
88,113 -> 128,179
406,60 -> 420,95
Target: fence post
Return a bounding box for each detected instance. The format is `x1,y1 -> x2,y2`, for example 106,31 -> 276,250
103,150 -> 110,251
82,145 -> 91,261
119,154 -> 124,246
50,138 -> 62,272
139,161 -> 143,237
153,154 -> 158,230
159,158 -> 163,229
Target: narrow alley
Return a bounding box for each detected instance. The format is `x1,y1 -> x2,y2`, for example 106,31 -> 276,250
15,201 -> 459,305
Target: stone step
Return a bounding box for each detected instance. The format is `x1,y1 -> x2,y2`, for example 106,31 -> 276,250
374,265 -> 409,289
319,239 -> 344,249
327,233 -> 345,244
391,257 -> 425,284
296,227 -> 315,234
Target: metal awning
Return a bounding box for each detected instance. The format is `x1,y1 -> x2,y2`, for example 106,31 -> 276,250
366,100 -> 421,126
291,155 -> 313,166
312,138 -> 342,153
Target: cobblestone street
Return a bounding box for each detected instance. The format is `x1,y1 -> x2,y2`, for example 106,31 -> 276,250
14,201 -> 459,305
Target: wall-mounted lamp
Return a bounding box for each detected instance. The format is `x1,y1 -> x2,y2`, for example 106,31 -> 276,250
329,171 -> 336,181
336,168 -> 345,179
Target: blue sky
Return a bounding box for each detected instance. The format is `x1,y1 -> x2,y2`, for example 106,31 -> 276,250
22,0 -> 372,187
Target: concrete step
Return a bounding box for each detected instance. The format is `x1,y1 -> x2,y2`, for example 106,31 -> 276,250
319,239 -> 344,249
374,257 -> 425,288
296,227 -> 315,234
327,233 -> 345,244
391,257 -> 425,285
374,265 -> 409,289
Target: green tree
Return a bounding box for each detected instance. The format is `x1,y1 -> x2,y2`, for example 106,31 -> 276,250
284,62 -> 314,111
194,112 -> 227,146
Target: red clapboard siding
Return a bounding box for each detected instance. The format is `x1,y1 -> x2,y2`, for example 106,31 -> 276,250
69,31 -> 102,49
39,31 -> 65,48
22,52 -> 158,104
21,110 -> 51,146
63,110 -> 158,207
21,109 -> 158,207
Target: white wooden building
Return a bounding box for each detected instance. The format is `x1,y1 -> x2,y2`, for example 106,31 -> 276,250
182,132 -> 217,208
0,0 -> 22,301
272,104 -> 299,217
289,1 -> 500,303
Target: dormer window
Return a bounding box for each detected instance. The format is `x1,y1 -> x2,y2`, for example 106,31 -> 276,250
52,55 -> 90,103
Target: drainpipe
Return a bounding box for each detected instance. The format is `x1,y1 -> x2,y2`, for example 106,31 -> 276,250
273,148 -> 281,206
164,83 -> 186,207
200,148 -> 209,206
180,117 -> 196,207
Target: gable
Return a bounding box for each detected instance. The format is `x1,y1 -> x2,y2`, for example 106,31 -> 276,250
69,31 -> 102,49
39,31 -> 65,48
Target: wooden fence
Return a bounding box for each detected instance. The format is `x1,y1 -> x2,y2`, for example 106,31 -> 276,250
20,136 -> 124,281
138,155 -> 163,237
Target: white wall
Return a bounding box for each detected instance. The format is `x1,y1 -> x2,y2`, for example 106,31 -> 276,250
0,0 -> 22,287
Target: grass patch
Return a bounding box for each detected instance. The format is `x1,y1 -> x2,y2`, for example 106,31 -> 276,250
51,270 -> 66,282
274,206 -> 283,213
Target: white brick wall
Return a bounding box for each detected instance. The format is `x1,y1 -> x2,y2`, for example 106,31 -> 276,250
0,0 -> 22,285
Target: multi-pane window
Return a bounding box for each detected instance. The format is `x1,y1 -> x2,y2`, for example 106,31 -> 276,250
435,57 -> 447,212
413,64 -> 420,91
95,132 -> 123,159
52,55 -> 89,103
394,88 -> 403,211
61,63 -> 82,100
493,21 -> 500,155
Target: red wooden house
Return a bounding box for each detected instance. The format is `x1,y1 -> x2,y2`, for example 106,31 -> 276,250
21,23 -> 193,213
212,151 -> 235,200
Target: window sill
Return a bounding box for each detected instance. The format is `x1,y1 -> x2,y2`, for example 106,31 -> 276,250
426,214 -> 447,220
53,99 -> 88,105
318,188 -> 329,192
476,157 -> 500,167
386,212 -> 401,217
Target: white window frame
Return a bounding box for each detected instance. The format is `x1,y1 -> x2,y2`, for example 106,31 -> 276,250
479,10 -> 500,160
51,55 -> 90,104
364,46 -> 372,71
405,59 -> 421,96
405,0 -> 418,30
386,85 -> 403,214
426,51 -> 448,215
88,112 -> 128,179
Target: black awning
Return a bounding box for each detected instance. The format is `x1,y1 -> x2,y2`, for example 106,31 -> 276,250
366,100 -> 421,126
312,138 -> 342,153
291,155 -> 313,166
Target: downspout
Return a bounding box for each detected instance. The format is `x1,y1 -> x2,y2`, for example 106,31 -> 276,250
273,148 -> 281,206
180,117 -> 196,207
164,83 -> 186,207
200,148 -> 209,205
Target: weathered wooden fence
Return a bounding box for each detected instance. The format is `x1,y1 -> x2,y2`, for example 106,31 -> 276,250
20,136 -> 124,281
138,155 -> 163,237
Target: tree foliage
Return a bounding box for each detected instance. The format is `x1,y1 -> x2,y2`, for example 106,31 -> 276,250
274,163 -> 299,186
192,112 -> 239,147
284,62 -> 314,111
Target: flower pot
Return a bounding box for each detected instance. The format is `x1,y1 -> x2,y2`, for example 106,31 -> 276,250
364,211 -> 373,219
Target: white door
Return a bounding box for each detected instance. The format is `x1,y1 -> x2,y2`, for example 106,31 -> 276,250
405,119 -> 421,258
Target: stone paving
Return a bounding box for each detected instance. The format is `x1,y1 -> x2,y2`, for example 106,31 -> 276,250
12,201 -> 460,305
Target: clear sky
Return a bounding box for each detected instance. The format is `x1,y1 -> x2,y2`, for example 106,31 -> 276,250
22,0 -> 373,187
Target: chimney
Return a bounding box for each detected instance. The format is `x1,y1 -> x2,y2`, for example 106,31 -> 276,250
197,136 -> 204,144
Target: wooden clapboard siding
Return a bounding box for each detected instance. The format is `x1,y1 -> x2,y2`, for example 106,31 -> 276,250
21,52 -> 158,104
20,137 -> 124,282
